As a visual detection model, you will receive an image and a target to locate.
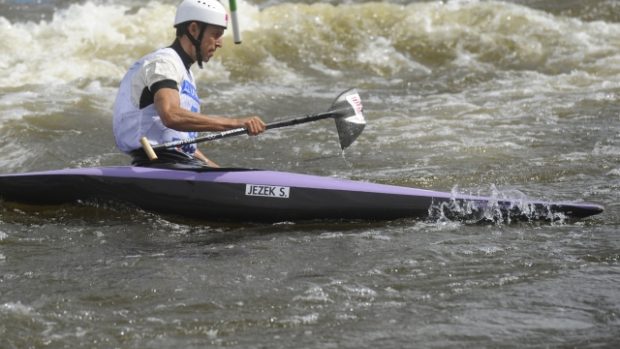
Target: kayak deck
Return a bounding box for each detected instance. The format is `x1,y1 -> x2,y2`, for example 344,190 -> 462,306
0,166 -> 604,222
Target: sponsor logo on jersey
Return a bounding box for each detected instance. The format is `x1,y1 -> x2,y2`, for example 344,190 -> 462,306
181,80 -> 200,104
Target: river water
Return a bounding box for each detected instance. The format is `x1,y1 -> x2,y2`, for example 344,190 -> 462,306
0,0 -> 619,347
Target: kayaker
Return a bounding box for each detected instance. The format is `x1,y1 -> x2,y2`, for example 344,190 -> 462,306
113,0 -> 265,168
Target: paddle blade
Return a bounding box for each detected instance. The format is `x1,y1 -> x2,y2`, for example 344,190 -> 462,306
330,88 -> 366,149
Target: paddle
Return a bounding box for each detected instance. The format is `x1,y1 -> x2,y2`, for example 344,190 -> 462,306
140,88 -> 366,161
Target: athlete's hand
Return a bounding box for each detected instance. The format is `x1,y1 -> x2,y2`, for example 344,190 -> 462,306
242,116 -> 266,136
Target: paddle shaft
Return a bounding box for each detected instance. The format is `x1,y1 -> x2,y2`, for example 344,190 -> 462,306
147,108 -> 347,153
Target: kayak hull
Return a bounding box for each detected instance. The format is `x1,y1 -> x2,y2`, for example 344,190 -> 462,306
0,166 -> 604,222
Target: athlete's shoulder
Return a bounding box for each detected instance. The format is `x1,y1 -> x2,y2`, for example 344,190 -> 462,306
142,48 -> 185,85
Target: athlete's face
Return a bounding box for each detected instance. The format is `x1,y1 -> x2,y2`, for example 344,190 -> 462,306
200,25 -> 225,62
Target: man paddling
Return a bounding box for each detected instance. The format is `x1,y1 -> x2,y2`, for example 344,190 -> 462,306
113,0 -> 265,168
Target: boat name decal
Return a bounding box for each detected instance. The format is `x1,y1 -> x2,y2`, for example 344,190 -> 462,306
245,184 -> 290,199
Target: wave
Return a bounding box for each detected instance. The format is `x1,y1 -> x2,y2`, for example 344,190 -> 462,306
1,0 -> 620,88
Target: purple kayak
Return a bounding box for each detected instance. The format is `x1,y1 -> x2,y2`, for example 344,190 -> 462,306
0,166 -> 604,222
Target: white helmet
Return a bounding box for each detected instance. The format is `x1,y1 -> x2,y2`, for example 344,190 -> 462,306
174,0 -> 228,28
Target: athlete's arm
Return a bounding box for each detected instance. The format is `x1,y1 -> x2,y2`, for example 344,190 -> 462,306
153,88 -> 265,135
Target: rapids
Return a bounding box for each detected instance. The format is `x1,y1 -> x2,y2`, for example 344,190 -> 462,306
0,1 -> 618,348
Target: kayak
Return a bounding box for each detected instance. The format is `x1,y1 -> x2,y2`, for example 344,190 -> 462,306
0,166 -> 604,222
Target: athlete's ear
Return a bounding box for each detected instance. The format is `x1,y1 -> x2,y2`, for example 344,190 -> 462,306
188,21 -> 200,37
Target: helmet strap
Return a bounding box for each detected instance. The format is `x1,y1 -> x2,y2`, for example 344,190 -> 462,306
186,22 -> 208,69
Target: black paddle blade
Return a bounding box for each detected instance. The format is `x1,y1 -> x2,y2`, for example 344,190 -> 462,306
330,88 -> 366,149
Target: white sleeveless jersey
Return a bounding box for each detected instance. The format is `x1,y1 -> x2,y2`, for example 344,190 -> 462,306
113,47 -> 199,155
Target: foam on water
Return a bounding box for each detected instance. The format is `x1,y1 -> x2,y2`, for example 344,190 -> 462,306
1,0 -> 620,89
